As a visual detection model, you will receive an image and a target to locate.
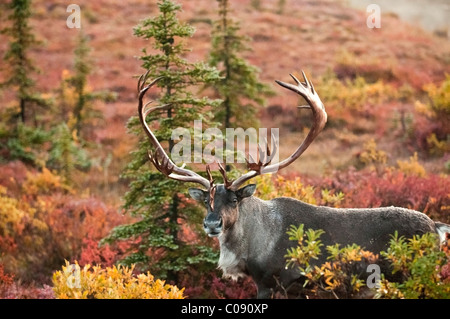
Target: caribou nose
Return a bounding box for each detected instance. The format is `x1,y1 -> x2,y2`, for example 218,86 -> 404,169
204,218 -> 222,229
203,217 -> 223,237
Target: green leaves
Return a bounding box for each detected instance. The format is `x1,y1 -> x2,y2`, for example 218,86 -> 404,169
285,224 -> 325,272
186,246 -> 220,265
4,123 -> 50,165
377,231 -> 450,299
47,123 -> 90,183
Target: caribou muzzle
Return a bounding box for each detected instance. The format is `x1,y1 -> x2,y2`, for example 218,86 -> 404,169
203,215 -> 223,237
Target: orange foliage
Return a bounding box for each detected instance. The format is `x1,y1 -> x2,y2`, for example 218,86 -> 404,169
0,163 -> 130,283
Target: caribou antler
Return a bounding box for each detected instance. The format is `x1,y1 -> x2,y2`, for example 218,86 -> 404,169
138,71 -> 210,189
138,71 -> 326,192
245,133 -> 278,173
227,71 -> 327,190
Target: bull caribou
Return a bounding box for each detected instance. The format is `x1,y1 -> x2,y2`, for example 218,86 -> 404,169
137,71 -> 450,298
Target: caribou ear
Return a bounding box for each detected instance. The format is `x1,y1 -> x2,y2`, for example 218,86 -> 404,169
236,184 -> 256,199
188,188 -> 207,202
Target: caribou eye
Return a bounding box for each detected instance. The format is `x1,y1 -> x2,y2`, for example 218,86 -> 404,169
232,198 -> 238,203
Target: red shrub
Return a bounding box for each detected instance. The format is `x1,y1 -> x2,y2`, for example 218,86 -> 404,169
179,270 -> 257,299
0,161 -> 31,194
0,264 -> 53,299
319,168 -> 450,223
0,263 -> 14,287
78,237 -> 131,267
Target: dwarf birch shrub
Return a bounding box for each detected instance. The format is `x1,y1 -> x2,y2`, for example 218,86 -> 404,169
285,224 -> 378,298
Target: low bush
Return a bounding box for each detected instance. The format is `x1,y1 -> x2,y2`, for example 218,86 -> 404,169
285,224 -> 450,299
412,75 -> 450,156
284,224 -> 378,298
0,164 -> 128,283
179,270 -> 257,299
376,232 -> 450,299
52,261 -> 184,299
256,175 -> 344,208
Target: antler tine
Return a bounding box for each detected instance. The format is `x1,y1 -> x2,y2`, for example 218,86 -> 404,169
243,138 -> 273,175
245,153 -> 257,168
270,131 -> 278,159
258,138 -> 268,165
217,162 -> 233,189
264,131 -> 278,165
138,69 -> 153,93
264,134 -> 278,164
148,149 -> 174,176
290,73 -> 302,86
308,75 -> 316,94
301,70 -> 316,95
137,73 -> 144,93
206,165 -> 214,185
258,138 -> 272,166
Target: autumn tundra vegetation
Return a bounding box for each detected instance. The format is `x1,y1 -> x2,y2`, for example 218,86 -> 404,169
0,0 -> 449,299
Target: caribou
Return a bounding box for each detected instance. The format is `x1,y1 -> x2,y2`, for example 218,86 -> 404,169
137,71 -> 450,298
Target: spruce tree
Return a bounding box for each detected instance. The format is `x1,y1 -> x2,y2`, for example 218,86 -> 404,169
209,0 -> 273,129
71,32 -> 92,137
1,0 -> 43,124
0,0 -> 50,165
103,0 -> 221,281
68,32 -> 116,139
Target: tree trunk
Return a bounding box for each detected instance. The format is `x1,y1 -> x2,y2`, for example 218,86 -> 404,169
166,192 -> 180,283
20,97 -> 26,123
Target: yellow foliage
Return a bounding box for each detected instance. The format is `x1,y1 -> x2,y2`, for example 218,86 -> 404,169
414,100 -> 434,118
311,244 -> 378,295
0,185 -> 45,237
52,261 -> 185,299
319,72 -> 396,113
396,152 -> 426,177
417,75 -> 450,157
320,189 -> 345,208
358,139 -> 387,167
256,175 -> 344,207
376,279 -> 405,299
256,175 -> 317,205
426,133 -> 449,157
423,74 -> 450,116
0,186 -> 26,236
22,167 -> 72,196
